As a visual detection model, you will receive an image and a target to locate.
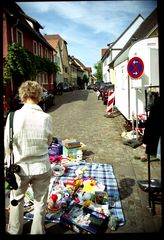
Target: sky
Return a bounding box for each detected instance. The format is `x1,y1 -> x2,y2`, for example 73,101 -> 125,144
17,1 -> 157,73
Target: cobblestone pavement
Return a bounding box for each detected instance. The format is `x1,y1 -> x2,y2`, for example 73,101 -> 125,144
46,89 -> 162,234
8,89 -> 162,236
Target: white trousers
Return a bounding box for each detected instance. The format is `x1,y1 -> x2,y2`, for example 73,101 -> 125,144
7,171 -> 51,234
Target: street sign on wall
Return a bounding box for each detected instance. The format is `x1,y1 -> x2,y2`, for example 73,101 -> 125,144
127,57 -> 144,79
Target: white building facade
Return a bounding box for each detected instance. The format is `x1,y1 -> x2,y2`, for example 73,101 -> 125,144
101,15 -> 144,84
114,37 -> 159,120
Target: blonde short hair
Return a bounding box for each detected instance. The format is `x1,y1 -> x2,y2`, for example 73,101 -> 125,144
18,80 -> 43,103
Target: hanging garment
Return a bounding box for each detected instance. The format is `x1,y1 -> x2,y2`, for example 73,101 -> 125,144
143,95 -> 160,155
147,91 -> 159,111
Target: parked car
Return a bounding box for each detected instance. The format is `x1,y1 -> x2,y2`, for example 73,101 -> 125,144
93,81 -> 104,91
98,82 -> 108,98
101,84 -> 115,105
38,88 -> 55,111
87,83 -> 95,90
11,88 -> 55,112
56,82 -> 63,95
62,82 -> 70,92
69,83 -> 74,91
95,82 -> 112,99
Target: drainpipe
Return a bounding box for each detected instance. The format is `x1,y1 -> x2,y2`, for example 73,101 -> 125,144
10,16 -> 19,106
127,73 -> 131,120
3,12 -> 8,58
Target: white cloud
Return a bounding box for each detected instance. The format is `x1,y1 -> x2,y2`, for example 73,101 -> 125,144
19,1 -> 157,38
17,1 -> 157,68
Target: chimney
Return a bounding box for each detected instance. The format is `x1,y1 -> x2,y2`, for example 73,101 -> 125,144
101,48 -> 107,58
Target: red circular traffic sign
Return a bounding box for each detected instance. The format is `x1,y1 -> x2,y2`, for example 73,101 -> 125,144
127,57 -> 144,79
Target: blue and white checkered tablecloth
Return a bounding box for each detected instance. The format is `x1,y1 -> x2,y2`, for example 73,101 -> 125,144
24,162 -> 125,226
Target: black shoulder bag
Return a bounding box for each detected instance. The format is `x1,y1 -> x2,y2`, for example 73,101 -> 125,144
6,112 -> 20,190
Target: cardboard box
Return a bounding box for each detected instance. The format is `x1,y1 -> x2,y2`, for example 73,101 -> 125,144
65,141 -> 81,149
60,203 -> 109,234
62,146 -> 79,159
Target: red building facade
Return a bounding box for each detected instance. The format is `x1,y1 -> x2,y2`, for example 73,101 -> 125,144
3,2 -> 56,104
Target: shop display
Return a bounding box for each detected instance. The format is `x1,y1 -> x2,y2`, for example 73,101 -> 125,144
60,203 -> 109,234
22,162 -> 125,232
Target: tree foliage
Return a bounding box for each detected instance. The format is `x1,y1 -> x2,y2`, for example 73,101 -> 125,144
83,74 -> 89,84
94,61 -> 102,81
3,42 -> 60,83
77,76 -> 83,89
3,43 -> 33,81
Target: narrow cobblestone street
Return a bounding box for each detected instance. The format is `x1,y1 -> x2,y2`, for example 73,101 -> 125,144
44,89 -> 162,234
3,1 -> 161,237
11,89 -> 162,236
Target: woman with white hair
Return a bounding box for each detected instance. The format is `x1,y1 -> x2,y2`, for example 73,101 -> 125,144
4,80 -> 53,234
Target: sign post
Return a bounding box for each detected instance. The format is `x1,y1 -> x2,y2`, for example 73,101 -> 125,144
127,57 -> 144,79
127,57 -> 144,139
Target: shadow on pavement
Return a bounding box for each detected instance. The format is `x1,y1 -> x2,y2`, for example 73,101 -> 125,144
22,220 -> 70,234
118,178 -> 135,200
83,150 -> 95,160
47,90 -> 90,113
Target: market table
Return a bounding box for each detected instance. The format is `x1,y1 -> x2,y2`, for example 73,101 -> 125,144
23,162 -> 125,231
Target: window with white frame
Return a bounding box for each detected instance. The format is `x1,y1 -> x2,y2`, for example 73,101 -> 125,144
36,73 -> 42,84
45,48 -> 48,58
55,55 -> 60,64
11,27 -> 14,42
121,65 -> 126,90
33,41 -> 38,55
42,72 -> 48,84
49,51 -> 53,61
37,72 -> 49,85
38,43 -> 43,57
16,29 -> 23,46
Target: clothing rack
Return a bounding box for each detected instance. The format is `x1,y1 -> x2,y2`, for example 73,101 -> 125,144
144,85 -> 161,215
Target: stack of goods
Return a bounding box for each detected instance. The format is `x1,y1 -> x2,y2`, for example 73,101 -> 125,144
62,140 -> 82,160
48,138 -> 86,167
48,137 -> 63,164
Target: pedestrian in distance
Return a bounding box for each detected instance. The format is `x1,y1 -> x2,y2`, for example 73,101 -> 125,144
96,89 -> 100,100
4,80 -> 53,234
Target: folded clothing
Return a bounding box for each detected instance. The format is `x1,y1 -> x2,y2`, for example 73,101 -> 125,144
123,137 -> 143,148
